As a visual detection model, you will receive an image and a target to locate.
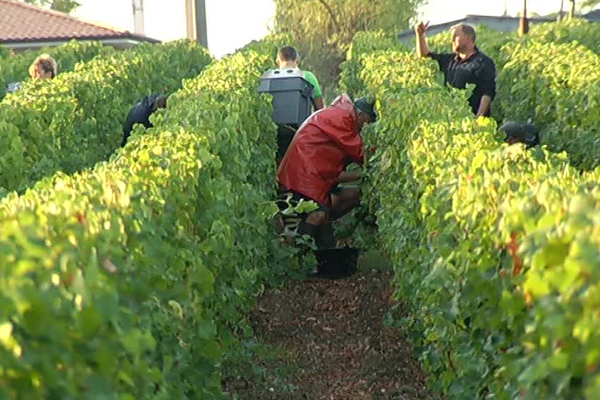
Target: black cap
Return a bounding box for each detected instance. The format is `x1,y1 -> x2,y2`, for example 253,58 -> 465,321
354,97 -> 377,122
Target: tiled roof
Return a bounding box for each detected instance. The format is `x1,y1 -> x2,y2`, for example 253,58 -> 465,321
0,0 -> 153,43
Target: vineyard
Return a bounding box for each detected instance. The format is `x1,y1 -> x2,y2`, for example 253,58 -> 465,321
1,17 -> 600,400
341,19 -> 600,400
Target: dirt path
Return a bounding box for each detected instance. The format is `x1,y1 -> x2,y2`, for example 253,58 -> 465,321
226,260 -> 434,400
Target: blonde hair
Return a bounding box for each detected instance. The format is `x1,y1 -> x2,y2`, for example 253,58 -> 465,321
29,54 -> 58,78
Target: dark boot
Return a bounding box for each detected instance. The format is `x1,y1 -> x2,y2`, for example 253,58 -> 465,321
315,222 -> 336,249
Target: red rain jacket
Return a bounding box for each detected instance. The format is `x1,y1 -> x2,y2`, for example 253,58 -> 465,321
277,94 -> 364,208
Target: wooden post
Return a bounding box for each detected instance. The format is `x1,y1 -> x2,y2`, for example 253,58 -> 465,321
185,0 -> 208,48
195,0 -> 208,48
519,0 -> 529,36
186,0 -> 195,40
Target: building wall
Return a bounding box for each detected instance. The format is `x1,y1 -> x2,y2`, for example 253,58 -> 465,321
3,38 -> 150,53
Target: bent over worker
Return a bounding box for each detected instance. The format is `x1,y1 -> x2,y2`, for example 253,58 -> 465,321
415,21 -> 496,118
122,94 -> 167,147
500,121 -> 539,148
277,95 -> 377,244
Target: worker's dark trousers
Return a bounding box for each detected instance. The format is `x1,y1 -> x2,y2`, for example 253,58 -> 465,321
298,221 -> 335,249
276,125 -> 297,164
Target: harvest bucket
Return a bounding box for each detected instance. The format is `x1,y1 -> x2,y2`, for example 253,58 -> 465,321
315,247 -> 359,279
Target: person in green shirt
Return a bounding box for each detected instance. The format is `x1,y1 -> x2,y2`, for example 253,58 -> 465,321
276,46 -> 324,110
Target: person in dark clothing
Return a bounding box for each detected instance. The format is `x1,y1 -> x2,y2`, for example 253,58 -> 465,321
500,121 -> 539,148
415,22 -> 496,118
122,94 -> 168,147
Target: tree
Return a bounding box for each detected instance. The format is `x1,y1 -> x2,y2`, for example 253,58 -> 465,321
272,0 -> 426,95
580,0 -> 600,10
558,0 -> 565,20
22,0 -> 81,14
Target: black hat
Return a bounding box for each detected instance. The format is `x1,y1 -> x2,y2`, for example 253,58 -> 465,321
354,97 -> 377,122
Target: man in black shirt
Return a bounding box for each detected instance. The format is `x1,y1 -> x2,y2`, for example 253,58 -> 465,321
415,22 -> 496,118
122,94 -> 168,147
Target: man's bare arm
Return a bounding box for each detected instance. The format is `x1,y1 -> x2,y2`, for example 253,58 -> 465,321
313,97 -> 324,110
476,95 -> 492,118
415,21 -> 431,58
336,171 -> 362,184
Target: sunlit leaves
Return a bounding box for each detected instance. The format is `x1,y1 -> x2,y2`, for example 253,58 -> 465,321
349,24 -> 600,400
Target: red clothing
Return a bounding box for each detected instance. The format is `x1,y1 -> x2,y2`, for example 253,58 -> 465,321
277,94 -> 364,208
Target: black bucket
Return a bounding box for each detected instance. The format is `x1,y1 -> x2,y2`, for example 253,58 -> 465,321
315,247 -> 359,279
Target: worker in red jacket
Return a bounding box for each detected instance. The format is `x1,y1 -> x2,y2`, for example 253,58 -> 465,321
277,94 -> 377,244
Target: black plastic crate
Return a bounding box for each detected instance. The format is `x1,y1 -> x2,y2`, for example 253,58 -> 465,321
258,69 -> 313,126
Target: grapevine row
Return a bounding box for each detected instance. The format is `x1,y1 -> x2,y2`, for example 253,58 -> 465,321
0,40 -> 113,100
0,36 -> 288,399
0,40 -> 212,195
344,29 -> 600,400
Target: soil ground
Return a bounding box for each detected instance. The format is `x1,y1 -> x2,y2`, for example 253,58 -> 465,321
224,253 -> 436,400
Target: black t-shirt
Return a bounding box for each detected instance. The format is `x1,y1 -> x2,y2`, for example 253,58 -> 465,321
428,49 -> 496,116
122,95 -> 160,147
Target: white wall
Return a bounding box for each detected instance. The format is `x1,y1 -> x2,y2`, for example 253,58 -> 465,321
73,0 -> 275,58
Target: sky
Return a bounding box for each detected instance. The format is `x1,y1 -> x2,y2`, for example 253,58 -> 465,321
72,0 -> 596,58
73,0 -> 276,58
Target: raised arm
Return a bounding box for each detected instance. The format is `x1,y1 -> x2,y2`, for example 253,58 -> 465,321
415,21 -> 431,58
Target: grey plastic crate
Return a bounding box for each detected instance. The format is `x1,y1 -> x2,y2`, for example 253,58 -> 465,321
258,68 -> 314,126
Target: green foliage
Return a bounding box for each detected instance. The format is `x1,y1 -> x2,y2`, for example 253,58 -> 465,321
0,46 -> 9,59
0,36 -> 286,399
0,40 -> 212,193
0,129 -> 215,399
496,40 -> 600,170
272,0 -> 424,89
424,20 -> 600,170
22,0 -> 81,14
580,0 -> 600,10
496,171 -> 600,400
0,40 -> 112,100
339,30 -> 407,97
348,27 -> 600,400
529,19 -> 600,55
